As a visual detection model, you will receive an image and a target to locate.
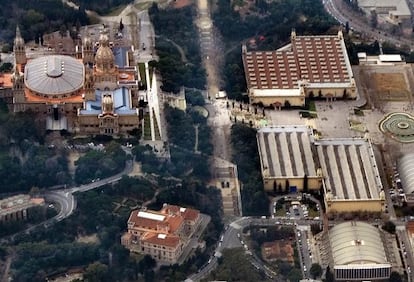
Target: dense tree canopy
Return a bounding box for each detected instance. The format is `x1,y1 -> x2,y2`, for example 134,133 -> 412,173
162,105 -> 212,180
149,4 -> 206,93
207,248 -> 268,281
214,0 -> 337,99
0,0 -> 88,43
12,242 -> 100,281
0,105 -> 70,192
74,141 -> 127,184
231,124 -> 268,215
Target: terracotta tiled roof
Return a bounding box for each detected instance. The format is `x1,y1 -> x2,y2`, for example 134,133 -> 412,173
161,204 -> 200,221
243,34 -> 351,90
261,240 -> 294,263
0,73 -> 13,87
407,221 -> 414,234
24,88 -> 84,103
118,70 -> 135,81
243,50 -> 299,89
142,232 -> 181,248
128,209 -> 185,233
293,36 -> 350,83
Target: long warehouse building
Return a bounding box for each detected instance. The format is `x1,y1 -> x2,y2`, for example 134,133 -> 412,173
257,126 -> 322,192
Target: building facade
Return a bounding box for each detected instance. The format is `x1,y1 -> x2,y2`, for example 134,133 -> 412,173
121,204 -> 201,264
0,26 -> 142,136
0,194 -> 45,222
317,138 -> 385,214
242,30 -> 356,108
316,221 -> 392,281
358,0 -> 411,25
257,126 -> 323,192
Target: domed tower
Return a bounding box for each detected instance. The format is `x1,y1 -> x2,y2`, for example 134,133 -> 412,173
84,64 -> 95,101
102,93 -> 114,114
94,29 -> 117,88
99,92 -> 119,135
11,65 -> 25,112
82,28 -> 94,65
95,31 -> 115,73
14,26 -> 26,65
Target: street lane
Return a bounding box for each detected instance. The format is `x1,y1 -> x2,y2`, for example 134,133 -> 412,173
323,0 -> 413,48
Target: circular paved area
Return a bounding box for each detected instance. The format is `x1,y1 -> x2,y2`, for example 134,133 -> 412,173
379,112 -> 414,143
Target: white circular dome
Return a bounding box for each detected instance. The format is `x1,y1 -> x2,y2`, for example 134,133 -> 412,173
24,55 -> 84,96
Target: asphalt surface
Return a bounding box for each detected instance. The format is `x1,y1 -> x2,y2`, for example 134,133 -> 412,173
0,156 -> 134,244
186,216 -> 323,281
323,0 -> 413,48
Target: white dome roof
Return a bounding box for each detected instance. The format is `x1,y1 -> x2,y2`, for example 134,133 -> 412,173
24,55 -> 84,95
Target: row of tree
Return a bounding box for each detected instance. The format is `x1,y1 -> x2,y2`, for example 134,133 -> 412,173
149,4 -> 206,93
230,124 -> 269,215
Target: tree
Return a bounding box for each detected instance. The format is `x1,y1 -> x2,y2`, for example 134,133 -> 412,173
84,262 -> 109,282
119,18 -> 124,31
287,268 -> 302,281
1,44 -> 11,53
284,100 -> 291,108
285,179 -> 290,192
0,62 -> 13,73
370,10 -> 378,28
139,254 -> 157,272
206,248 -> 264,281
325,265 -> 334,282
382,221 -> 396,234
310,263 -> 322,279
278,183 -> 282,194
390,271 -> 403,282
59,24 -> 67,38
303,174 -> 308,192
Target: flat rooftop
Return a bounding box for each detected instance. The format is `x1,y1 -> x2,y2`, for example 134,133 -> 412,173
257,126 -> 317,178
315,138 -> 383,200
80,87 -> 137,115
359,0 -> 411,16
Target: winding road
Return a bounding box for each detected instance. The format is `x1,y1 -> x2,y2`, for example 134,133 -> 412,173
323,0 -> 413,48
186,216 -> 323,281
0,156 -> 134,244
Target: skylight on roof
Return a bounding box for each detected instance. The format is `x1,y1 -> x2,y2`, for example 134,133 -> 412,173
137,211 -> 165,221
158,234 -> 167,239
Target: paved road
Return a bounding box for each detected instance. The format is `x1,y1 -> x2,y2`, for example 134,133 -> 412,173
0,157 -> 134,243
323,0 -> 413,48
186,216 -> 322,281
396,223 -> 414,282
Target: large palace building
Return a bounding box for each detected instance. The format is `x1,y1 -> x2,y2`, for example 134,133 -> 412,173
0,26 -> 142,136
242,30 -> 356,108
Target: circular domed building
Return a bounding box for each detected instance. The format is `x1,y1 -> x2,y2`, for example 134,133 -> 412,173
3,26 -> 141,136
318,221 -> 392,281
25,55 -> 84,98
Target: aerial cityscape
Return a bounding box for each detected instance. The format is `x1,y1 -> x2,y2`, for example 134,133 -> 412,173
1,0 -> 414,281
